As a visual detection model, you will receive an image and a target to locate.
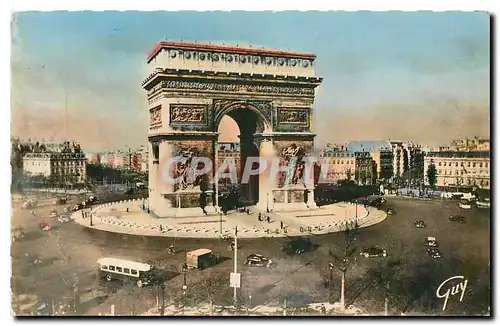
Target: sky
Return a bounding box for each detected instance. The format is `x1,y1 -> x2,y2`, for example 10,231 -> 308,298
11,11 -> 491,152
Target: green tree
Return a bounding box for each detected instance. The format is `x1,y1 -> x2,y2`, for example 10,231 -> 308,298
426,163 -> 437,189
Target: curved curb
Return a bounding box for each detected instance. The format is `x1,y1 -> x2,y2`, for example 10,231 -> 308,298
72,200 -> 388,239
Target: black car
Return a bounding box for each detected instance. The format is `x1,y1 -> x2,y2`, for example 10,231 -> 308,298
449,215 -> 465,223
244,254 -> 274,267
281,237 -> 313,255
426,248 -> 442,259
413,220 -> 427,228
360,246 -> 387,258
387,208 -> 395,215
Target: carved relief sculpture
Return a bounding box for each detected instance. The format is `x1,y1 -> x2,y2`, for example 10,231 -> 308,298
170,104 -> 207,124
173,147 -> 203,191
278,108 -> 309,125
150,106 -> 162,126
279,143 -> 307,186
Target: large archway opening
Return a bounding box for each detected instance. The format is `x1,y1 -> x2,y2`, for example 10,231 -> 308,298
216,106 -> 266,205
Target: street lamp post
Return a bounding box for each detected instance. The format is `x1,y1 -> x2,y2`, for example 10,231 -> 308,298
182,263 -> 188,314
328,262 -> 334,303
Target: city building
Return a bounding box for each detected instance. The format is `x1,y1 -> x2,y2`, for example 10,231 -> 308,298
441,137 -> 490,152
319,148 -> 376,185
423,150 -> 490,190
22,141 -> 87,185
347,141 -> 394,182
85,153 -> 101,164
390,141 -> 425,186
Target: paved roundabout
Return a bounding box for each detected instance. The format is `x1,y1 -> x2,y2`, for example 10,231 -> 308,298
72,198 -> 388,239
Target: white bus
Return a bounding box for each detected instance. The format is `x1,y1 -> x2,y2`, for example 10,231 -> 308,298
97,257 -> 157,288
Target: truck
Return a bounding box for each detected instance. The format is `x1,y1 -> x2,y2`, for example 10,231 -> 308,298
186,249 -> 220,270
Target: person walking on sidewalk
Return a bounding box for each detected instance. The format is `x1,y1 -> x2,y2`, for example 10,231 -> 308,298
258,213 -> 262,222
267,215 -> 271,223
280,221 -> 284,229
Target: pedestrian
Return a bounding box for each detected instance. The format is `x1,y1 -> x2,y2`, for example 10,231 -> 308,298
126,208 -> 129,213
258,213 -> 262,222
267,215 -> 271,223
160,224 -> 163,232
280,221 -> 283,229
81,211 -> 84,218
355,220 -> 359,229
90,215 -> 93,227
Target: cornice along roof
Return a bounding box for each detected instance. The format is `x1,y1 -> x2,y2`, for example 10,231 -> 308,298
147,41 -> 316,63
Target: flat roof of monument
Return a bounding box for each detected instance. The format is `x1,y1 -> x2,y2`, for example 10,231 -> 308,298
147,41 -> 316,63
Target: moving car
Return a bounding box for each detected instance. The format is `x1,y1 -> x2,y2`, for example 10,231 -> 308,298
244,254 -> 274,268
386,208 -> 395,215
426,248 -> 442,259
281,237 -> 314,255
72,204 -> 83,211
186,248 -> 220,270
360,246 -> 387,258
62,207 -> 69,213
39,222 -> 51,231
12,228 -> 26,242
380,197 -> 387,204
413,220 -> 427,228
449,215 -> 465,223
49,211 -> 58,218
425,236 -> 438,247
459,200 -> 472,209
57,216 -> 70,223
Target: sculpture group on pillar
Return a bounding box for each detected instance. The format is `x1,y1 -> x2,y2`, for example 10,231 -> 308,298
280,143 -> 306,187
174,147 -> 204,191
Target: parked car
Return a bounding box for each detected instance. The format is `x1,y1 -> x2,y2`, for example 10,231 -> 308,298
39,222 -> 51,231
244,254 -> 275,268
281,237 -> 314,255
72,204 -> 83,211
426,248 -> 442,259
360,246 -> 387,258
449,215 -> 465,223
413,220 -> 427,228
386,208 -> 395,215
425,236 -> 438,247
62,207 -> 69,213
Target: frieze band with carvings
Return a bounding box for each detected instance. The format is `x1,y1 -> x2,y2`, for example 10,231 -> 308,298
170,104 -> 208,124
147,80 -> 315,99
278,107 -> 309,125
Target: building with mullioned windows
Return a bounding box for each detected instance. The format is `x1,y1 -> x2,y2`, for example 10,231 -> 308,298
423,150 -> 490,190
22,141 -> 87,185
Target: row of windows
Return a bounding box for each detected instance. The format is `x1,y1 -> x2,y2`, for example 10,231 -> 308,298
438,169 -> 488,175
102,265 -> 139,276
437,161 -> 488,168
328,160 -> 355,165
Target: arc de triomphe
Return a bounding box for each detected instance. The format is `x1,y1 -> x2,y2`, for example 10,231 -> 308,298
142,41 -> 323,217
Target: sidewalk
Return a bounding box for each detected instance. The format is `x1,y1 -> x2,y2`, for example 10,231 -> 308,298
72,199 -> 387,239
